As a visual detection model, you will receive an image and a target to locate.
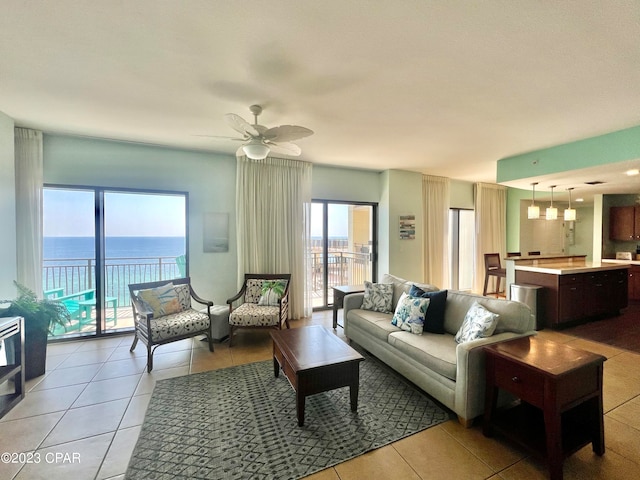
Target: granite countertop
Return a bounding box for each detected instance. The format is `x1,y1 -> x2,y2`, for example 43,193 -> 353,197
514,261 -> 630,275
602,258 -> 640,266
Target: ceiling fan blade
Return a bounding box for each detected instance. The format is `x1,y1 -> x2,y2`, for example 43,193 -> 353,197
263,125 -> 314,143
267,141 -> 302,156
225,113 -> 259,137
253,124 -> 268,135
193,134 -> 246,141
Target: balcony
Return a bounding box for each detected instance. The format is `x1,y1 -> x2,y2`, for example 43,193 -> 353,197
43,249 -> 371,337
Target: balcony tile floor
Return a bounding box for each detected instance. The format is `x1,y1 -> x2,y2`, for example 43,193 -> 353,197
1,310 -> 639,479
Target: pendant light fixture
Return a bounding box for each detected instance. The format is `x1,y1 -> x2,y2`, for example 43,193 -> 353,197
546,185 -> 558,220
564,187 -> 576,221
528,182 -> 540,219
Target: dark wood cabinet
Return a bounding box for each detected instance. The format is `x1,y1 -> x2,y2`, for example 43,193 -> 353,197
610,206 -> 640,241
558,277 -> 584,323
516,267 -> 628,328
629,265 -> 640,301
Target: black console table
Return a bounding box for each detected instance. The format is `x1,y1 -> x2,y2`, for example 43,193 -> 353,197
0,316 -> 25,418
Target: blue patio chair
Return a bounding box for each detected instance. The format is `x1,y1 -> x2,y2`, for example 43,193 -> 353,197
176,254 -> 187,277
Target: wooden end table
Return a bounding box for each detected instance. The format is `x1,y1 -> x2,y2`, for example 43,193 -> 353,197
270,325 -> 364,426
332,285 -> 365,329
483,336 -> 605,480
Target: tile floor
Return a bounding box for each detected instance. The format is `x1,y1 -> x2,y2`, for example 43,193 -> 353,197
1,310 -> 639,480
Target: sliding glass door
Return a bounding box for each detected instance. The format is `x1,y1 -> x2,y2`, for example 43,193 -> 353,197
43,188 -> 97,336
310,201 -> 377,309
43,186 -> 187,339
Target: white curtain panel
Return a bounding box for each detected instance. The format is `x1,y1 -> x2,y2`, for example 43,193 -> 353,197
236,155 -> 312,318
422,175 -> 450,288
473,183 -> 507,294
14,128 -> 44,297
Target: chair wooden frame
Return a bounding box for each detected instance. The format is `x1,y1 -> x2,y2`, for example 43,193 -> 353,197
226,273 -> 291,347
129,277 -> 213,372
483,253 -> 506,297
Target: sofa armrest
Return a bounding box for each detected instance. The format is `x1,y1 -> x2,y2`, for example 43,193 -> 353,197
454,331 -> 536,421
343,293 -> 364,324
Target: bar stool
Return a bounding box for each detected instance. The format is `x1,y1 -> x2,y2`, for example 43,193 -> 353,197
483,253 -> 506,297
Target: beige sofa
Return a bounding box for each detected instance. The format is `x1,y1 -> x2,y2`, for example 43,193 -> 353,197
344,274 -> 536,427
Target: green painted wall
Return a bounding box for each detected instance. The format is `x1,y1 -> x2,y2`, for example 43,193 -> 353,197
506,187 -> 530,252
497,124 -> 640,182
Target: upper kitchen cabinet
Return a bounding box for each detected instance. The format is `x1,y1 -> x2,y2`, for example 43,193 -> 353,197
609,206 -> 640,241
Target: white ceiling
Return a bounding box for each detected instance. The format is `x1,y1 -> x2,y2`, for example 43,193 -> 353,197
2,1 -> 640,188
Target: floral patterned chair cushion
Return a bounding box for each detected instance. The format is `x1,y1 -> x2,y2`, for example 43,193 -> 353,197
141,308 -> 210,342
226,274 -> 292,346
229,303 -> 281,327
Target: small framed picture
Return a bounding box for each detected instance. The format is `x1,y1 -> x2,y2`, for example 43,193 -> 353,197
203,212 -> 229,252
399,215 -> 415,240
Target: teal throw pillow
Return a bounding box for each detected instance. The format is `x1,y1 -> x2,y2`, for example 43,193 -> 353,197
391,292 -> 430,335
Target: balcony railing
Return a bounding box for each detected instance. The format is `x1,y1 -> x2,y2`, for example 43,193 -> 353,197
43,249 -> 372,322
43,257 -> 183,309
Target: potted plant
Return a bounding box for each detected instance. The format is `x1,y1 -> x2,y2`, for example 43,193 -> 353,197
0,282 -> 70,380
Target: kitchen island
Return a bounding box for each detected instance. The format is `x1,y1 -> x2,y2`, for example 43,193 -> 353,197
505,255 -> 629,329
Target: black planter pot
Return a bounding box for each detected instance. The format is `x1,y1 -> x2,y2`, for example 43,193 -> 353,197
24,325 -> 48,380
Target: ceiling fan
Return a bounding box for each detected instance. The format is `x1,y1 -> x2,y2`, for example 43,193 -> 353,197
223,105 -> 314,160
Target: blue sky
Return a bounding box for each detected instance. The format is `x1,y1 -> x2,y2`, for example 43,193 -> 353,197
43,189 -> 186,237
44,188 -> 348,238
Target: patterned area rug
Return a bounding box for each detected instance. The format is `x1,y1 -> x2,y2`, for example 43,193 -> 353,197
126,353 -> 451,480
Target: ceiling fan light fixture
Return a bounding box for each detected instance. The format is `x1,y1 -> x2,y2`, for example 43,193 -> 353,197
242,140 -> 270,160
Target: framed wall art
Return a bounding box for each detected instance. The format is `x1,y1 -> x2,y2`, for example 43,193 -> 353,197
399,215 -> 415,240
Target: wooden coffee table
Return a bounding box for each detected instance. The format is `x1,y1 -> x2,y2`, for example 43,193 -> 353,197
270,325 -> 364,426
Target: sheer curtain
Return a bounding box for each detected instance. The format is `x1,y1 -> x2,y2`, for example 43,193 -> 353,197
474,183 -> 507,294
14,128 -> 43,297
236,155 -> 312,318
422,175 -> 450,288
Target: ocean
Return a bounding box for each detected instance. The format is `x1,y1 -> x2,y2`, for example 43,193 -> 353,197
44,236 -> 186,261
43,236 -> 187,303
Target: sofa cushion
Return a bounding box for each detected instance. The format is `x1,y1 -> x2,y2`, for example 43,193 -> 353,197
362,281 -> 394,313
391,292 -> 430,335
388,331 -> 458,381
381,273 -> 439,310
455,301 -> 500,344
443,291 -> 534,335
409,286 -> 447,334
347,309 -> 401,342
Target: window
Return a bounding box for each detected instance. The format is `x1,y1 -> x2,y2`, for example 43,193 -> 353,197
449,209 -> 474,291
43,186 -> 187,339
